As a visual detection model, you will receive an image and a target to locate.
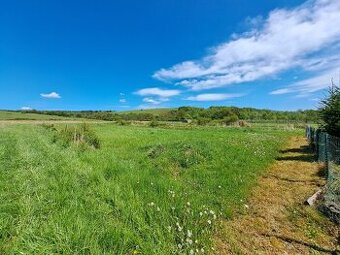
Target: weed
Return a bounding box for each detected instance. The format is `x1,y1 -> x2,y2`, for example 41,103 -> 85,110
53,123 -> 100,149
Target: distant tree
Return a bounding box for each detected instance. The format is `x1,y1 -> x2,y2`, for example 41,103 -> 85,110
320,81 -> 340,136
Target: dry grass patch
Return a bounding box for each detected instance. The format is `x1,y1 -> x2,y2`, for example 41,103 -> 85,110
215,136 -> 339,255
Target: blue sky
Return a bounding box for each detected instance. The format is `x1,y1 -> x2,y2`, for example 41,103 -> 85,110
1,0 -> 339,111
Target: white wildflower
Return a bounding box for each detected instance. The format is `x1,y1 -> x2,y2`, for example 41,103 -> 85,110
187,230 -> 192,238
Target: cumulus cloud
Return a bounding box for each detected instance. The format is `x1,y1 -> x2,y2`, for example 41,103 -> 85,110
186,93 -> 244,101
153,0 -> 340,91
40,92 -> 61,99
135,87 -> 181,97
119,99 -> 127,103
21,106 -> 32,110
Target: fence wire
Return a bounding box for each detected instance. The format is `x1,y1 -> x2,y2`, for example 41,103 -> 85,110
306,126 -> 340,224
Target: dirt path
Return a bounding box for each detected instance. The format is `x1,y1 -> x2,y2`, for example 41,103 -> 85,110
215,136 -> 339,255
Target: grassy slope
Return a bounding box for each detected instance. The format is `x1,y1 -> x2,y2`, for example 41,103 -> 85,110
0,124 -> 295,254
0,111 -> 73,120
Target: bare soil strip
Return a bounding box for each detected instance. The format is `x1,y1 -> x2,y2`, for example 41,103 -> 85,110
215,136 -> 339,255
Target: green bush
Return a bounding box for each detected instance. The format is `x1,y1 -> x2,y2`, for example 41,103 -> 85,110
221,113 -> 239,125
149,119 -> 159,127
197,117 -> 210,126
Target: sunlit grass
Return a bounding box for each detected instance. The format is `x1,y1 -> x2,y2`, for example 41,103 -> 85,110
0,123 -> 297,254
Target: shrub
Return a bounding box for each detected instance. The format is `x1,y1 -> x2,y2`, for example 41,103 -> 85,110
221,114 -> 239,125
149,119 -> 159,127
197,117 -> 210,126
117,119 -> 130,126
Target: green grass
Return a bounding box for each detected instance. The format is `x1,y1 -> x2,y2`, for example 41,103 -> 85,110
0,111 -> 73,120
0,123 -> 296,254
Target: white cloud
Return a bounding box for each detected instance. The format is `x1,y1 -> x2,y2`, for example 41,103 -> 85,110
270,68 -> 339,96
143,97 -> 161,105
153,0 -> 340,91
270,88 -> 292,95
120,92 -> 125,96
119,99 -> 127,103
21,106 -> 32,110
135,87 -> 181,97
142,97 -> 170,105
137,104 -> 161,110
40,92 -> 61,99
186,93 -> 244,101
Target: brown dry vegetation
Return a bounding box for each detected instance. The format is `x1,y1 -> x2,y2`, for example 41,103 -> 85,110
215,136 -> 339,255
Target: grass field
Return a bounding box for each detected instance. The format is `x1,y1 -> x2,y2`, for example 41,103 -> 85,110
0,111 -> 74,120
0,123 -> 298,254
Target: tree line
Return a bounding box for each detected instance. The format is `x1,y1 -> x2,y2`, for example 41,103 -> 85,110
19,106 -> 320,124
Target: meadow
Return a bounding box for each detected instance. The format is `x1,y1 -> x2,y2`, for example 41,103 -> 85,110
0,122 -> 298,254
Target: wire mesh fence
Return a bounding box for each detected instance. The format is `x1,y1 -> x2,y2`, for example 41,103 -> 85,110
306,126 -> 340,224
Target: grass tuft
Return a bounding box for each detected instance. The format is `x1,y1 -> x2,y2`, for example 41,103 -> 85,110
53,123 -> 100,149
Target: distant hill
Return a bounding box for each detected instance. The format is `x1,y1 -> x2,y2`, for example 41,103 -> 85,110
0,111 -> 75,120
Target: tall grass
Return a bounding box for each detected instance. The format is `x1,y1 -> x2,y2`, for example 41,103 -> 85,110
51,123 -> 100,149
0,124 -> 296,254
